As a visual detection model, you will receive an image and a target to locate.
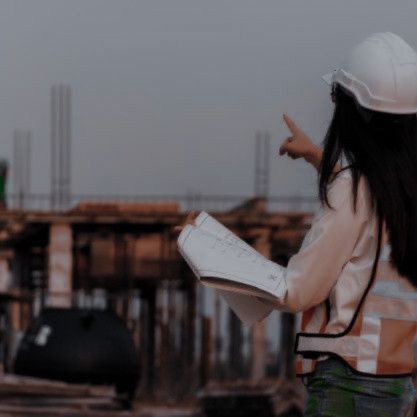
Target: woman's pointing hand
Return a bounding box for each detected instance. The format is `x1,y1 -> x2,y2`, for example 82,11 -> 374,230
279,113 -> 322,168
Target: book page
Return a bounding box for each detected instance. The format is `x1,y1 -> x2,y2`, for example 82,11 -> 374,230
217,288 -> 274,327
195,211 -> 266,261
192,211 -> 275,324
177,224 -> 287,302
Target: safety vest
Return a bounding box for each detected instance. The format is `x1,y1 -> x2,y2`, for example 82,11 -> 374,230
295,243 -> 417,377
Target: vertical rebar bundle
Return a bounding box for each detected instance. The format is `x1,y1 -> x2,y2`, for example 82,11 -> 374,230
254,130 -> 270,198
51,84 -> 72,210
13,130 -> 31,209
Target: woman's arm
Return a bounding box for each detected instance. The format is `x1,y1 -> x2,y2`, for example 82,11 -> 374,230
271,171 -> 370,312
276,116 -> 370,312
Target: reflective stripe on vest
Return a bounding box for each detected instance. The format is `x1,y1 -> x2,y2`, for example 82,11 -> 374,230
295,267 -> 417,376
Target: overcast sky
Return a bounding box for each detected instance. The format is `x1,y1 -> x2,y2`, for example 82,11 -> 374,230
0,1 -> 416,198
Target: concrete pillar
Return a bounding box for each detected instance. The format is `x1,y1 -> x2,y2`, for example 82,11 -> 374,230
6,249 -> 26,371
145,286 -> 157,396
47,223 -> 73,308
199,316 -> 212,387
0,257 -> 11,293
250,228 -> 270,382
228,309 -> 244,378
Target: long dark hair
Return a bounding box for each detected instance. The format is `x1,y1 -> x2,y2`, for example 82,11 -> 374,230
319,84 -> 417,286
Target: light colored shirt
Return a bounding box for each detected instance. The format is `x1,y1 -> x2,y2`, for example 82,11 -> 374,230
274,168 -> 386,332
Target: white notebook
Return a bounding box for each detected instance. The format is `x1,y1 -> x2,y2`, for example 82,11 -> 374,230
177,211 -> 287,326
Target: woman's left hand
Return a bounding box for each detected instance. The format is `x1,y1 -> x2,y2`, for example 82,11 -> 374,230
173,211 -> 197,234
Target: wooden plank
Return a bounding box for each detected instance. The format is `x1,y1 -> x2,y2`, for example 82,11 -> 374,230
0,404 -> 132,417
0,375 -> 115,398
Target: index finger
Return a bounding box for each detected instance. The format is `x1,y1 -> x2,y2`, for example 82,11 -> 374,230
283,113 -> 301,135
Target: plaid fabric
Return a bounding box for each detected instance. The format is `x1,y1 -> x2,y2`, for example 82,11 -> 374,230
303,358 -> 417,417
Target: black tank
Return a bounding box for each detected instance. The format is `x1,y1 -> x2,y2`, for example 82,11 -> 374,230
14,308 -> 140,404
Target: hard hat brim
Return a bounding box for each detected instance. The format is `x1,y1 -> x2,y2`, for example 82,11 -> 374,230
321,72 -> 334,85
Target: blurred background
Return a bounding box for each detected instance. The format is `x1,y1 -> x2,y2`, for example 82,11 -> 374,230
0,1 -> 415,416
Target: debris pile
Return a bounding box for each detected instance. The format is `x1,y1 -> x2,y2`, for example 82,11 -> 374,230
198,378 -> 304,417
0,374 -> 122,416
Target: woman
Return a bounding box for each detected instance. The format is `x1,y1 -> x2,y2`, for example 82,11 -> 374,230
176,32 -> 417,416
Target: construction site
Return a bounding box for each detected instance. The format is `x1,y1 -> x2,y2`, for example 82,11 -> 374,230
4,3 -> 417,416
0,85 -> 322,416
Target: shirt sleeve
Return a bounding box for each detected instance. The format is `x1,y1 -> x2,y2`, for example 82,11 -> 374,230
274,171 -> 370,313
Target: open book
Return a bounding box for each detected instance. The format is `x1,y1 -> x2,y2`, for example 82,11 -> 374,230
177,211 -> 287,326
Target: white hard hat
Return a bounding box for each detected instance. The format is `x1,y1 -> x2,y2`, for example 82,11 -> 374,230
322,32 -> 417,114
